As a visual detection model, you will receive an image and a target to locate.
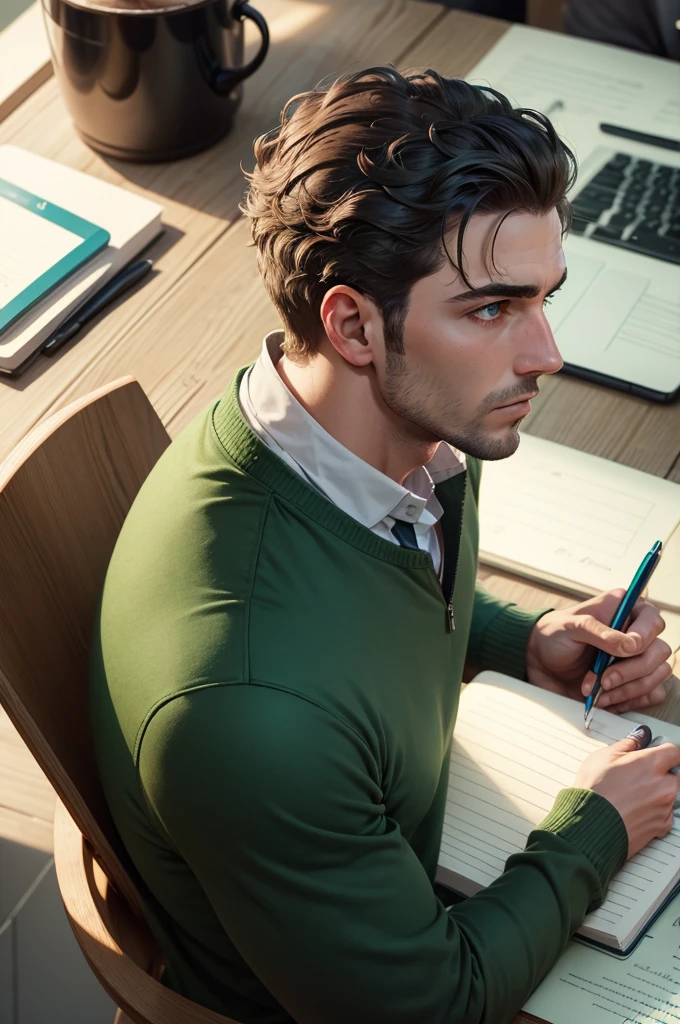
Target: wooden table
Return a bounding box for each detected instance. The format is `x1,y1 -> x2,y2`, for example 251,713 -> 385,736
0,2 -> 678,1021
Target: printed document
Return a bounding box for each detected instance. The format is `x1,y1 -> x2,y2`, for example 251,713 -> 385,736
477,434 -> 680,613
524,892 -> 680,1022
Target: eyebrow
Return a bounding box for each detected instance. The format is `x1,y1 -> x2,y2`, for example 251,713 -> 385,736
445,267 -> 568,304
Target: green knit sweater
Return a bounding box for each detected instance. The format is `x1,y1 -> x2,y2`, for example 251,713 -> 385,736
89,367 -> 628,1024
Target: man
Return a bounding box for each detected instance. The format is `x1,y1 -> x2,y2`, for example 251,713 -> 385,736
90,67 -> 678,1023
564,0 -> 680,59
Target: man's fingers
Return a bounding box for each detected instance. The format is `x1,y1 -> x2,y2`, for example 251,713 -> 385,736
657,809 -> 676,839
581,671 -> 596,698
598,661 -> 674,709
606,683 -> 669,715
625,599 -> 667,645
569,598 -> 665,661
637,741 -> 680,773
565,613 -> 640,657
600,638 -> 673,691
613,725 -> 653,751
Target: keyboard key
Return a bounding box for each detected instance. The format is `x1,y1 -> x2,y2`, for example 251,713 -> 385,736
623,194 -> 644,210
588,176 -> 620,190
592,225 -> 624,241
625,183 -> 645,200
572,198 -> 602,218
579,185 -> 617,204
608,212 -> 634,230
593,168 -> 625,184
569,216 -> 589,234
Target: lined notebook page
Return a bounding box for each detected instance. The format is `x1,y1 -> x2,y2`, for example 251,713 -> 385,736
439,672 -> 680,949
477,434 -> 680,613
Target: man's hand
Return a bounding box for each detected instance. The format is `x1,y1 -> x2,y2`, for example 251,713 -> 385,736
574,727 -> 680,859
525,589 -> 674,713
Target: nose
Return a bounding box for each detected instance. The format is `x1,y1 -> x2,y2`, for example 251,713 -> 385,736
514,309 -> 564,378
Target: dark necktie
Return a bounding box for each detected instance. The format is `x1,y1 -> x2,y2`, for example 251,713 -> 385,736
391,519 -> 419,551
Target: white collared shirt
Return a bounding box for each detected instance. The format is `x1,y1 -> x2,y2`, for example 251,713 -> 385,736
238,331 -> 466,575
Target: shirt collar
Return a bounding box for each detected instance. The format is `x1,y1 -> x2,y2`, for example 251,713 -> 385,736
243,330 -> 466,529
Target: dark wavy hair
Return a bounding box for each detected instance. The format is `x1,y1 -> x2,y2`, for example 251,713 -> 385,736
242,65 -> 576,359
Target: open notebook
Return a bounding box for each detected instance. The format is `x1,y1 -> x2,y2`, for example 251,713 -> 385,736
477,433 -> 680,615
438,671 -> 680,955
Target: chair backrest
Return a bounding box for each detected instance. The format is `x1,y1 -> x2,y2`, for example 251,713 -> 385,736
0,377 -> 171,911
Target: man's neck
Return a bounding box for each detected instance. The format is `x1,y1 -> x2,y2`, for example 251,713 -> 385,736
277,342 -> 439,486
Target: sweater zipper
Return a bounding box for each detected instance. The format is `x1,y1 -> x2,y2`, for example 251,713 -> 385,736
440,474 -> 467,633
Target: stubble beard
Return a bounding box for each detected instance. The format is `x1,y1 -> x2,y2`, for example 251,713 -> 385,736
382,349 -> 522,462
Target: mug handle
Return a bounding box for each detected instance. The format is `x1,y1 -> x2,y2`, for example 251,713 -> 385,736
210,1 -> 270,95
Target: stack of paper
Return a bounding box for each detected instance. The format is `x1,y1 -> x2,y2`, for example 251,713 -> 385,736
0,146 -> 163,375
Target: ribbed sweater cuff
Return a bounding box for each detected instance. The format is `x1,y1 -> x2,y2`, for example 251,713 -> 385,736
536,788 -> 628,889
477,603 -> 549,681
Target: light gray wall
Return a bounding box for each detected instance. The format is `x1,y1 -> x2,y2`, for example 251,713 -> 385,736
0,1 -> 34,34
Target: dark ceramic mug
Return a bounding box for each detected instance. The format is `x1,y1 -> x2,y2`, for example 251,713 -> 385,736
41,0 -> 270,161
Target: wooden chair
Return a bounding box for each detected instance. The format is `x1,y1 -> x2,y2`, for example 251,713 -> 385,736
0,378 -> 239,1024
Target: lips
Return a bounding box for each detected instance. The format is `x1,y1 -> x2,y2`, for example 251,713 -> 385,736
495,391 -> 538,409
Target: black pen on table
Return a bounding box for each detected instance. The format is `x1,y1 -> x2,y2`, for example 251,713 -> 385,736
599,123 -> 680,153
584,540 -> 663,730
43,258 -> 153,357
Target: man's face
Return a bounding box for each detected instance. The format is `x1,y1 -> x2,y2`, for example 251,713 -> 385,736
375,209 -> 566,461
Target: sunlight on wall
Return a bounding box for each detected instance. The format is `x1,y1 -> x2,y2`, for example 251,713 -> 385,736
0,0 -> 34,34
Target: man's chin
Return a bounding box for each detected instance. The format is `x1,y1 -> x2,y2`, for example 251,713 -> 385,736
452,423 -> 521,461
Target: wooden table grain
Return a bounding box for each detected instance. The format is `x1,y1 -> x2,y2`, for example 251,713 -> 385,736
0,3 -> 678,1022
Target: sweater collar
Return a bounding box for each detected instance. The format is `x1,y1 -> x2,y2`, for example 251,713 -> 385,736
213,365 -> 467,569
240,331 -> 465,531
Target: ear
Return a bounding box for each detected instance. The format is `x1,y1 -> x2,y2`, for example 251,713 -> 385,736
320,285 -> 382,368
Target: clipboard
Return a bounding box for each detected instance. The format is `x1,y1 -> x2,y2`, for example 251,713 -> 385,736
0,176 -> 110,334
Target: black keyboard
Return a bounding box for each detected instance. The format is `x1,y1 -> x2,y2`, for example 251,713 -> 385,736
570,152 -> 680,265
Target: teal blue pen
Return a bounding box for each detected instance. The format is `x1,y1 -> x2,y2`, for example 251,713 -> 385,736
584,540 -> 663,729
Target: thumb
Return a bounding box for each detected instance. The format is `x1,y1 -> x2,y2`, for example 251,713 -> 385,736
611,724 -> 652,753
567,613 -> 640,657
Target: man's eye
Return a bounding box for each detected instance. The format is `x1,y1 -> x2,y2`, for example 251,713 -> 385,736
475,302 -> 503,321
